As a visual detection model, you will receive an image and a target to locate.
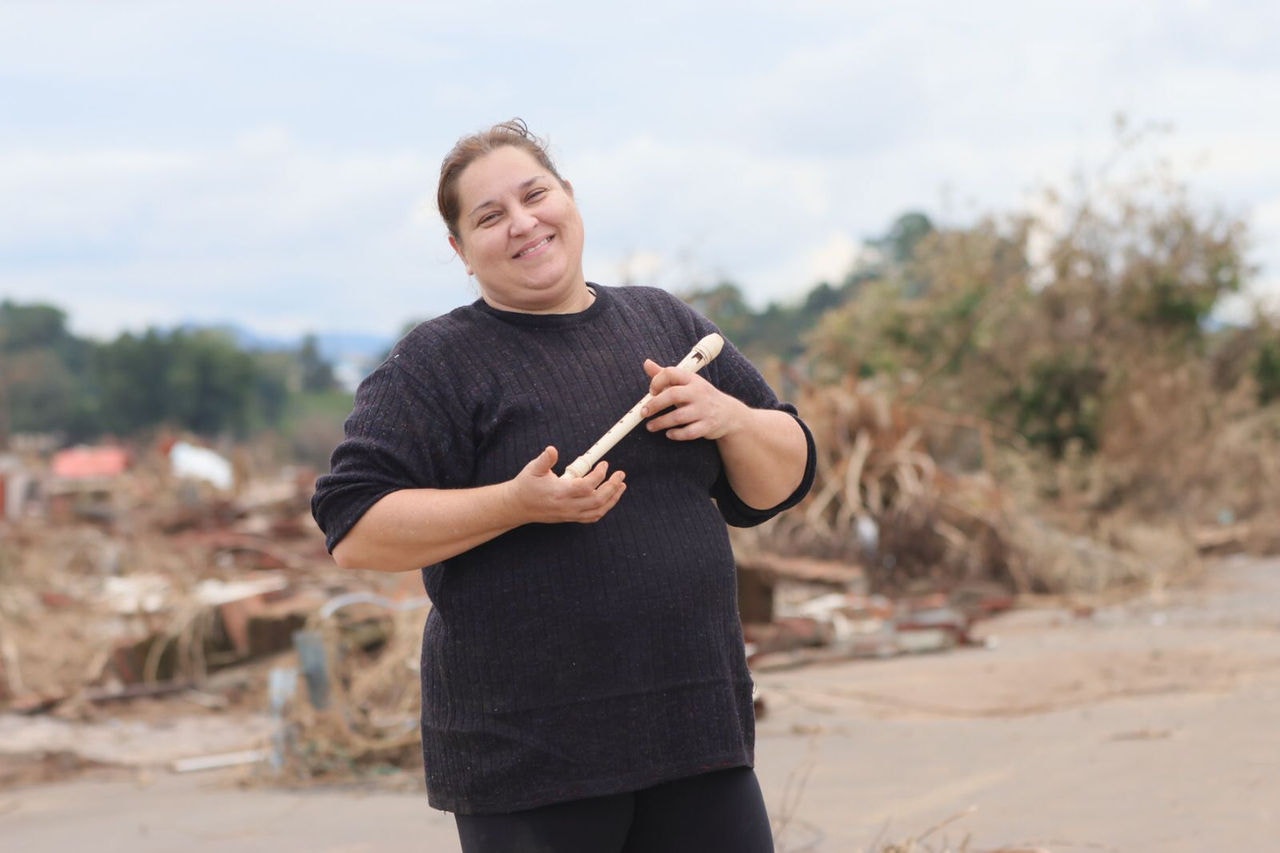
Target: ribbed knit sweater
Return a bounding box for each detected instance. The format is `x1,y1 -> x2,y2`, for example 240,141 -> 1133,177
311,284 -> 816,814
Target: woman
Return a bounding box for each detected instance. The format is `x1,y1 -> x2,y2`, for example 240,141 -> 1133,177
312,119 -> 816,852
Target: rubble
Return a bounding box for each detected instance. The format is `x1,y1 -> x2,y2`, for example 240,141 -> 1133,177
169,440 -> 235,490
1,400 -> 1276,789
744,583 -> 1012,674
0,436 -> 426,785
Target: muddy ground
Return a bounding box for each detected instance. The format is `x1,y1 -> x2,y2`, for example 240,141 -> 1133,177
1,554 -> 1278,853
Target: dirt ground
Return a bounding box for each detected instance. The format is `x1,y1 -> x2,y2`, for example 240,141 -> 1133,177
2,553 -> 1278,853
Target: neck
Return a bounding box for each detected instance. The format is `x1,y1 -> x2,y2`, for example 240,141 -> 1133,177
483,282 -> 595,315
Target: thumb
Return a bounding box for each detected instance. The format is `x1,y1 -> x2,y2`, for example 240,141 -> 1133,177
528,445 -> 558,475
643,358 -> 670,396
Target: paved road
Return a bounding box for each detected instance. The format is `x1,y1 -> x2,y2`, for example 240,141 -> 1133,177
3,555 -> 1279,852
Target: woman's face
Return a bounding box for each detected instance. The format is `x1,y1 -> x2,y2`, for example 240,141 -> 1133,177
449,145 -> 588,314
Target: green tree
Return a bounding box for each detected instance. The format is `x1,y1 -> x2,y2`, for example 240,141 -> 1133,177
93,330 -> 174,434
873,211 -> 935,265
90,327 -> 266,438
1255,331 -> 1280,407
298,334 -> 338,393
0,301 -> 94,440
248,350 -> 296,428
0,300 -> 333,451
808,217 -> 1034,393
165,329 -> 258,436
679,281 -> 756,344
3,349 -> 78,433
1,301 -> 75,354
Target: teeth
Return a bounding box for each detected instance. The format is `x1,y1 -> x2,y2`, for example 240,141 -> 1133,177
515,237 -> 551,258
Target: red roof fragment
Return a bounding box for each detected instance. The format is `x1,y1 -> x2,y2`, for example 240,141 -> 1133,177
50,446 -> 130,479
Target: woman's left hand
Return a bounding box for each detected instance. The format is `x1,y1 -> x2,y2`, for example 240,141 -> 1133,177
639,356 -> 809,510
639,358 -> 748,441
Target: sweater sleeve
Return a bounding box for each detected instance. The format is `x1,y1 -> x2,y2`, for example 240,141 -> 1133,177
711,413 -> 817,527
666,296 -> 818,526
310,352 -> 472,554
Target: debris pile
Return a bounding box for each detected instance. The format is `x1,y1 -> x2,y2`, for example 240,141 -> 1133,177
745,586 -> 1013,672
0,437 -> 427,785
732,374 -> 1242,601
2,382 -> 1277,787
270,593 -> 429,785
733,376 -> 1022,595
0,458 -> 337,713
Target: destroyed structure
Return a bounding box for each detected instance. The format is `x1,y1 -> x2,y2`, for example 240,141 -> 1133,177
1,376 -> 1276,787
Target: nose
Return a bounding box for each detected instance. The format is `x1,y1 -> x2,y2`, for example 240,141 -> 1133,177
510,208 -> 538,235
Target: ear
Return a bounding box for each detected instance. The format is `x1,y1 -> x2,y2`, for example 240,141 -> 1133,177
563,178 -> 575,198
448,234 -> 473,276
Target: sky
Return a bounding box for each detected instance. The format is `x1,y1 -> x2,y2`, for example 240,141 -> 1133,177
2,0 -> 1278,343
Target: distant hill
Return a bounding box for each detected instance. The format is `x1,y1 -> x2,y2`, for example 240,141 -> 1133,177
175,320 -> 392,360
312,332 -> 394,392
174,321 -> 392,392
312,331 -> 394,363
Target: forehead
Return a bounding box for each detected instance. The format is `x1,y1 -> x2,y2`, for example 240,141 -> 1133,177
456,145 -> 547,206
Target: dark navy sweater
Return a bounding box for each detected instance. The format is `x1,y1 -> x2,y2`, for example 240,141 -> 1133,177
312,285 -> 816,814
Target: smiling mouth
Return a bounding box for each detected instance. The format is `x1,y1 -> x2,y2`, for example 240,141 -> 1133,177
513,236 -> 553,258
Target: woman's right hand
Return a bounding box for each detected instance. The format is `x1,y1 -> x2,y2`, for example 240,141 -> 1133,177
332,446 -> 626,572
505,446 -> 627,525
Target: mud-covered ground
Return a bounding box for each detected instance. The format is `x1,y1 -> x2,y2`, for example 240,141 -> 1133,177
2,554 -> 1278,853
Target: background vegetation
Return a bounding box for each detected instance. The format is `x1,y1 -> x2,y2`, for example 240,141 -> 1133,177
0,304 -> 346,468
3,131 -> 1278,557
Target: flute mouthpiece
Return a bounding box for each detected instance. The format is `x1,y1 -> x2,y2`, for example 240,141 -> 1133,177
691,333 -> 724,364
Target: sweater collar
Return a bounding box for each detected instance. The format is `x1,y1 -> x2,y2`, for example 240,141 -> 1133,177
471,283 -> 608,328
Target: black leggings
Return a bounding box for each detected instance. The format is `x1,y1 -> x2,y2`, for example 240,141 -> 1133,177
453,766 -> 774,853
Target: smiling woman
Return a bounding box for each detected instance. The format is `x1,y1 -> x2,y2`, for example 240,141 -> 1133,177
311,118 -> 817,853
446,143 -> 590,314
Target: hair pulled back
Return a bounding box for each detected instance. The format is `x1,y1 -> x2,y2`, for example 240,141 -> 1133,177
437,118 -> 565,241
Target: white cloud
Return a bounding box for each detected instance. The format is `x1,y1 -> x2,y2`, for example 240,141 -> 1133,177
0,131 -> 458,338
803,233 -> 862,288
1,0 -> 1278,342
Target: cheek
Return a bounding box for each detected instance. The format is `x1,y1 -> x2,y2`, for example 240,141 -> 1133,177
558,207 -> 585,243
461,234 -> 501,270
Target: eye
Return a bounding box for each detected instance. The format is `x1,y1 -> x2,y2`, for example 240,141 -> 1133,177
526,187 -> 548,203
477,210 -> 501,227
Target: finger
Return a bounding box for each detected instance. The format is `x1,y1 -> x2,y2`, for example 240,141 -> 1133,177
644,403 -> 680,431
658,422 -> 710,442
584,469 -> 626,498
580,459 -> 611,488
584,474 -> 627,520
586,469 -> 626,503
641,381 -> 690,419
600,477 -> 627,510
648,413 -> 704,438
643,385 -> 696,425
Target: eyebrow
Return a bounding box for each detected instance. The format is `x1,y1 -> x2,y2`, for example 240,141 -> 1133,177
468,175 -> 547,219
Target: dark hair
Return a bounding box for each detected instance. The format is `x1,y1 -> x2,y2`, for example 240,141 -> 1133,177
437,118 -> 565,241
